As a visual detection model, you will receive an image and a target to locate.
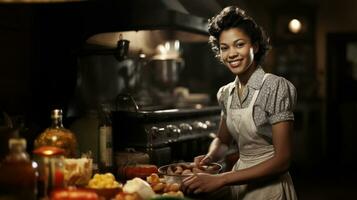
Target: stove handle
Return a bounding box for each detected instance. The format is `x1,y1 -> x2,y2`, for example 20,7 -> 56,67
115,93 -> 139,112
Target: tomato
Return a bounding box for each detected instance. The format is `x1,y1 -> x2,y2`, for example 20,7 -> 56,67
50,188 -> 99,200
118,164 -> 158,180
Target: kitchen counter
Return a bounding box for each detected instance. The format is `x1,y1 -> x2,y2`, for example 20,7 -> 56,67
184,187 -> 232,200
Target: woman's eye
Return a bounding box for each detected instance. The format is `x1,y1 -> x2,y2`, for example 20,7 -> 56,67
220,46 -> 228,51
236,42 -> 245,48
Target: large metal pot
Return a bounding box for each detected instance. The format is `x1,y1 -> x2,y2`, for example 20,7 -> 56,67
148,58 -> 184,90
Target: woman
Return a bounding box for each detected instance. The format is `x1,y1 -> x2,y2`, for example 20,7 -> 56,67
182,6 -> 298,200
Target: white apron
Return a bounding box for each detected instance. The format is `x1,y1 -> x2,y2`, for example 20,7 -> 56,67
226,74 -> 298,200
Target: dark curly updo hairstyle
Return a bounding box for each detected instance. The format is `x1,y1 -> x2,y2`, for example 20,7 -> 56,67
208,6 -> 271,64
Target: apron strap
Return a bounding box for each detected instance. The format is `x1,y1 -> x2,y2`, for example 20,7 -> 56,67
248,73 -> 270,108
228,73 -> 270,111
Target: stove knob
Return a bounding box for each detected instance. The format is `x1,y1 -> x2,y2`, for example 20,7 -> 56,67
192,121 -> 208,131
150,126 -> 165,139
179,123 -> 193,134
204,120 -> 216,130
166,124 -> 181,138
149,126 -> 160,139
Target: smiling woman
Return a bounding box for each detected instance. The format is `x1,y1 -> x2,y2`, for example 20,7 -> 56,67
218,28 -> 259,99
181,6 -> 298,200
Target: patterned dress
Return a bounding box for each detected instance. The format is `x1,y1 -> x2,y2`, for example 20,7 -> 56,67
217,67 -> 298,200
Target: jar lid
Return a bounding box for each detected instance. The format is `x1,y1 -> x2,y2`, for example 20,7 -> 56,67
33,146 -> 65,157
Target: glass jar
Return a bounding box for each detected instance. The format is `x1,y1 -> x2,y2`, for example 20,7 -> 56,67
34,109 -> 78,158
33,146 -> 65,199
0,138 -> 38,200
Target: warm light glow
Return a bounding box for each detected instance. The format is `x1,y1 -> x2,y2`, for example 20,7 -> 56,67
154,40 -> 181,60
139,53 -> 146,59
43,149 -> 56,156
33,146 -> 65,156
52,135 -> 58,141
32,161 -> 38,168
157,44 -> 167,55
174,40 -> 180,51
288,19 -> 302,34
194,104 -> 203,109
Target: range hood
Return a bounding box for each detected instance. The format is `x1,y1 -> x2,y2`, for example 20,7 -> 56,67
78,0 -> 215,57
82,0 -> 210,39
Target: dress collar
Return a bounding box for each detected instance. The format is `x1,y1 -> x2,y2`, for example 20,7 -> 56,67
229,66 -> 266,95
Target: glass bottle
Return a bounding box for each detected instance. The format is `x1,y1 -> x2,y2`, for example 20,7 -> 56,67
98,103 -> 113,173
33,146 -> 65,199
34,109 -> 78,158
0,138 -> 38,200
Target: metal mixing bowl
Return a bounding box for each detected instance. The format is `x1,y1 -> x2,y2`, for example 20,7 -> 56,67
158,162 -> 222,184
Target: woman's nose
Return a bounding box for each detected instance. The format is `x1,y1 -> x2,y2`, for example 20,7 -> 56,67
228,48 -> 239,58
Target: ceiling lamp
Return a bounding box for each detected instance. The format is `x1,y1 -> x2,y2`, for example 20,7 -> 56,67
288,18 -> 302,34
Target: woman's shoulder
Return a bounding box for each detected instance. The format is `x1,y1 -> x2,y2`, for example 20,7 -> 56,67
217,80 -> 236,101
264,73 -> 296,92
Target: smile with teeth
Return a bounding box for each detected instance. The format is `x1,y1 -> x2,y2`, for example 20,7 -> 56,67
229,59 -> 242,68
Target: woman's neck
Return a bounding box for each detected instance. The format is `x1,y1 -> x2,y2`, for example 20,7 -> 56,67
237,63 -> 257,86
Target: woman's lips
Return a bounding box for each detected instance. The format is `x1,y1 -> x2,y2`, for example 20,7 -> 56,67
229,60 -> 242,68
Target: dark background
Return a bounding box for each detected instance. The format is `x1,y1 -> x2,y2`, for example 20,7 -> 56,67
0,0 -> 357,199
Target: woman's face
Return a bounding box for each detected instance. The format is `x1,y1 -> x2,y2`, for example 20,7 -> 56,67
219,28 -> 257,76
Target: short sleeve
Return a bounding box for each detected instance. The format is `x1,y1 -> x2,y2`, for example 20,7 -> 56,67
266,77 -> 297,124
217,85 -> 229,119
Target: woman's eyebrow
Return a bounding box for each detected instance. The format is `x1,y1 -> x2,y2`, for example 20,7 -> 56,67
220,39 -> 244,46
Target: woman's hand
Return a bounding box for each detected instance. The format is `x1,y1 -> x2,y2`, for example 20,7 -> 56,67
194,154 -> 213,166
181,173 -> 225,194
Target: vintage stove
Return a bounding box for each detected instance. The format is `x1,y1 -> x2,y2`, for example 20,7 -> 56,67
112,105 -> 221,166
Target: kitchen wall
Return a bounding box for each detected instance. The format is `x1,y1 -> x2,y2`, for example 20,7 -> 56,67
1,0 -> 357,169
316,0 -> 357,97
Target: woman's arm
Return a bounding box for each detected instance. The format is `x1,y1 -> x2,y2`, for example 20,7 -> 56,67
196,116 -> 233,166
182,120 -> 293,194
221,120 -> 293,185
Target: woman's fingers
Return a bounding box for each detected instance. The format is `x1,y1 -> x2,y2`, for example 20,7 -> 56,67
194,155 -> 205,166
181,173 -> 205,194
194,188 -> 203,194
181,174 -> 196,192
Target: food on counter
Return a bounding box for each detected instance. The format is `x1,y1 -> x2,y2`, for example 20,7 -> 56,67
164,162 -> 221,176
115,192 -> 143,200
50,187 -> 99,200
146,173 -> 162,186
149,195 -> 188,200
86,173 -> 123,200
64,158 -> 93,186
114,173 -> 185,200
123,177 -> 156,200
86,187 -> 122,200
88,173 -> 123,189
158,162 -> 222,185
118,164 -> 158,180
146,173 -> 180,194
162,191 -> 184,198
